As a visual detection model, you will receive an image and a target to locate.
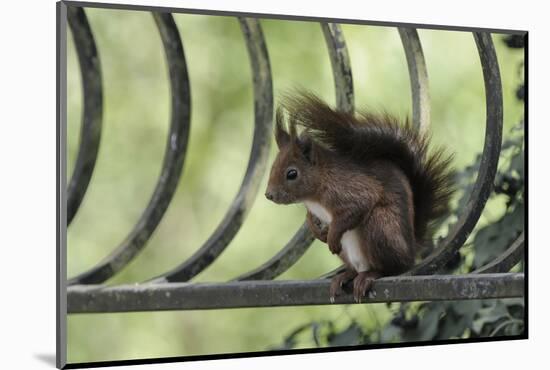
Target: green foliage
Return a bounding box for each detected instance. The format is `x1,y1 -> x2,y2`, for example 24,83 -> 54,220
272,298 -> 524,349
381,298 -> 524,343
457,120 -> 525,272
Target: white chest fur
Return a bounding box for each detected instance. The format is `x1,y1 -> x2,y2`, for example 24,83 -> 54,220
303,201 -> 369,272
303,200 -> 333,223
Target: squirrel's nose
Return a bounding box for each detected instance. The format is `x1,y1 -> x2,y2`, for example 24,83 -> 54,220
265,191 -> 274,201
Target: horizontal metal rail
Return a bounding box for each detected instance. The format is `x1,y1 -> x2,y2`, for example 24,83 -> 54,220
68,273 -> 524,313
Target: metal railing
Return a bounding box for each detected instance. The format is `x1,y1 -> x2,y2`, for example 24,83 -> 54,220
64,6 -> 524,313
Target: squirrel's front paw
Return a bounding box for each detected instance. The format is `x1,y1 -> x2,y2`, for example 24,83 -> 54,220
318,228 -> 328,243
327,237 -> 342,255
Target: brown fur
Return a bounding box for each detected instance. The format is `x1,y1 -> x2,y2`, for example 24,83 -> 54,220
265,91 -> 455,301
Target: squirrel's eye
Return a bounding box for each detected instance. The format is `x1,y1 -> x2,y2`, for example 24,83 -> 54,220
286,169 -> 298,180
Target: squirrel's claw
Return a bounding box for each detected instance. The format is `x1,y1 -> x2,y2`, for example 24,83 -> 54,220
352,271 -> 378,303
329,280 -> 343,303
329,270 -> 357,303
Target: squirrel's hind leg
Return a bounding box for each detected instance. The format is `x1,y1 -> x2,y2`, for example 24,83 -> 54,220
349,205 -> 415,302
362,206 -> 415,275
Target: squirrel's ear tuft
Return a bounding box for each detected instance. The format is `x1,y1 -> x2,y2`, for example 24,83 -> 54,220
296,134 -> 314,163
275,106 -> 290,148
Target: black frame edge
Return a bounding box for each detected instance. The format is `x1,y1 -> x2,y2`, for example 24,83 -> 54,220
63,0 -> 527,35
57,1 -> 68,369
523,32 -> 529,338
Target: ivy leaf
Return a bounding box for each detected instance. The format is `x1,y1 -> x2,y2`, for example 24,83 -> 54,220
500,138 -> 521,151
436,313 -> 467,339
270,322 -> 313,350
380,324 -> 402,343
311,322 -> 322,347
455,184 -> 474,214
471,301 -> 509,334
327,323 -> 363,347
452,300 -> 483,317
402,303 -> 446,342
473,204 -> 524,269
509,150 -> 524,178
472,227 -> 500,268
271,336 -> 297,350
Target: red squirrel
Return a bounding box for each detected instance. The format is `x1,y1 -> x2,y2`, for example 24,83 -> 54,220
265,91 -> 454,302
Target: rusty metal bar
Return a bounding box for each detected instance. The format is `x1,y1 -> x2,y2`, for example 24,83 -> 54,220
399,28 -> 430,133
473,232 -> 524,274
148,17 -> 274,283
68,273 -> 524,313
407,32 -> 503,276
66,6 -> 103,225
68,12 -> 191,285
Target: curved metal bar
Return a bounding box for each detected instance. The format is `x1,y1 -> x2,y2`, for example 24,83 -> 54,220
398,28 -> 430,133
473,232 -> 524,274
234,224 -> 314,281
321,23 -> 354,113
234,23 -> 354,281
68,12 -> 191,285
66,7 -> 103,225
318,265 -> 346,280
148,18 -> 274,283
406,32 -> 503,276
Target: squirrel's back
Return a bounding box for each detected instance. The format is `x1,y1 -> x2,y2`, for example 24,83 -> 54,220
281,91 -> 455,244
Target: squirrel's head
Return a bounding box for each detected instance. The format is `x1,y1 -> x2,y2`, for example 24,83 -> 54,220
265,107 -> 319,205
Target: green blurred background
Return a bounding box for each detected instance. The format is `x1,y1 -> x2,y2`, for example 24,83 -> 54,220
66,7 -> 524,363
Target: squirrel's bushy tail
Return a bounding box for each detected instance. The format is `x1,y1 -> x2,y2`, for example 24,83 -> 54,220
281,91 -> 455,243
